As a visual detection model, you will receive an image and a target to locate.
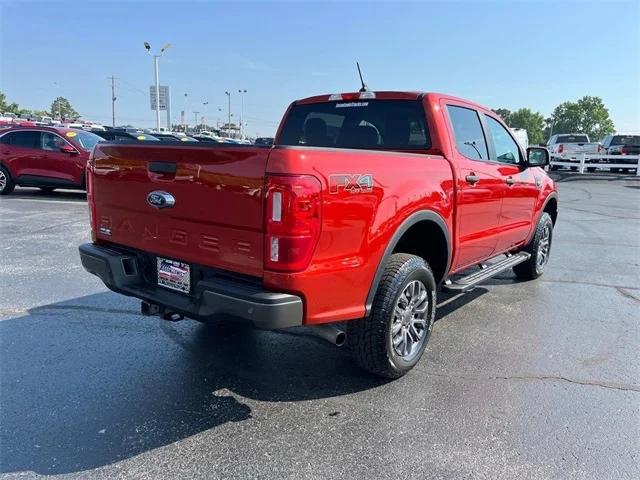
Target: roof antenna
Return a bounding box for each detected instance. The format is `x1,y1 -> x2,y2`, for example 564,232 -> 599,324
357,62 -> 369,92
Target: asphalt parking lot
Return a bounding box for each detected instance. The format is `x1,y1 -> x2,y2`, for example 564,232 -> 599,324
1,173 -> 638,480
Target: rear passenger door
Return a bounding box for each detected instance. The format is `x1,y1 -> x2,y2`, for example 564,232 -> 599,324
0,130 -> 42,179
445,104 -> 506,270
483,114 -> 539,251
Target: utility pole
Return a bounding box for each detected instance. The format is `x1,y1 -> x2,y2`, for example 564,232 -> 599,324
108,76 -> 117,127
193,111 -> 199,132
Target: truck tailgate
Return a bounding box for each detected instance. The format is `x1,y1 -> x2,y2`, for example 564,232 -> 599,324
90,143 -> 269,277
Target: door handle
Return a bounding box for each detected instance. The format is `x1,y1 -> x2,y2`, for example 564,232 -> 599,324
505,176 -> 515,185
465,174 -> 480,185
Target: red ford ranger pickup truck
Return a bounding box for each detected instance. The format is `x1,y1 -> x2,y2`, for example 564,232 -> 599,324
78,91 -> 557,378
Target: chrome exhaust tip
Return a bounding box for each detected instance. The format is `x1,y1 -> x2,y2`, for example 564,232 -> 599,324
312,324 -> 347,347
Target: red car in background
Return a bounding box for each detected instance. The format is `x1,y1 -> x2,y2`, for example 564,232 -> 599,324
0,126 -> 102,194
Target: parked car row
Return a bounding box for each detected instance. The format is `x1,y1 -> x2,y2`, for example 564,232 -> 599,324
0,124 -> 278,195
548,133 -> 639,173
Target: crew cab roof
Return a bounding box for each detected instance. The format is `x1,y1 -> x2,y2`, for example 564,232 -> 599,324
294,91 -> 494,113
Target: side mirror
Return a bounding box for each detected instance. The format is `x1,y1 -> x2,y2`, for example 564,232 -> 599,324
60,144 -> 78,155
526,146 -> 549,167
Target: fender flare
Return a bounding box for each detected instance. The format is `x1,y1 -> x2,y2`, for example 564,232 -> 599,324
364,210 -> 452,316
524,192 -> 558,245
541,192 -> 558,221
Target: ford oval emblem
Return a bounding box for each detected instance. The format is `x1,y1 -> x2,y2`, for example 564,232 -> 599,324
147,191 -> 175,209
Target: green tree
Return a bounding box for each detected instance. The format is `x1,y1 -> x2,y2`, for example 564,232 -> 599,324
549,96 -> 614,141
0,91 -> 20,114
509,108 -> 546,144
50,96 -> 79,120
492,108 -> 512,126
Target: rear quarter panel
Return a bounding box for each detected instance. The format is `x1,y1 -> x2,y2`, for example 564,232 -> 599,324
265,146 -> 454,324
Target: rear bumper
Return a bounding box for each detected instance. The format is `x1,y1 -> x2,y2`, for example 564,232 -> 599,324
78,243 -> 303,329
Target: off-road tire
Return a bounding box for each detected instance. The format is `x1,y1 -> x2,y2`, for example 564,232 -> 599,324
513,212 -> 553,280
0,165 -> 15,195
348,253 -> 436,379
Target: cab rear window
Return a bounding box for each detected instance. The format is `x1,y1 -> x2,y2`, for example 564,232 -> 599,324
279,100 -> 430,151
556,135 -> 588,143
611,135 -> 640,146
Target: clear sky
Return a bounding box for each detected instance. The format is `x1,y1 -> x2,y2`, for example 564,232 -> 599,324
1,0 -> 638,136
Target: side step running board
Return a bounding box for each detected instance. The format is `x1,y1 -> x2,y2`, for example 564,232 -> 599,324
442,252 -> 531,293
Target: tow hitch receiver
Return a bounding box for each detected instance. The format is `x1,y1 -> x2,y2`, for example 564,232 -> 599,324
141,301 -> 184,321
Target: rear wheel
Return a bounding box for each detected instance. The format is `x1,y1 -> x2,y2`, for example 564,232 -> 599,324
0,166 -> 15,195
513,212 -> 553,280
39,186 -> 56,193
348,253 -> 436,379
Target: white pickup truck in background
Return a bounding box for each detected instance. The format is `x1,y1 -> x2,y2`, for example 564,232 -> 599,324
547,133 -> 603,171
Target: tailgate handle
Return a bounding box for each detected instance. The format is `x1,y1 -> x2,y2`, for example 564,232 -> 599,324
148,162 -> 177,174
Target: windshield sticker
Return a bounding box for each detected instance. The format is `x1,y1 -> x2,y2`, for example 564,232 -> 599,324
336,102 -> 369,108
66,131 -> 77,138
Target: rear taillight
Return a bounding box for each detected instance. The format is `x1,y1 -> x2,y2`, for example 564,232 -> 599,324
598,144 -> 603,153
86,161 -> 97,236
621,146 -> 628,155
265,174 -> 322,272
558,144 -> 564,153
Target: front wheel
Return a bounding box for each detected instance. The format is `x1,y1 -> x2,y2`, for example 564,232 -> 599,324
0,165 -> 15,195
348,253 -> 436,379
513,212 -> 553,280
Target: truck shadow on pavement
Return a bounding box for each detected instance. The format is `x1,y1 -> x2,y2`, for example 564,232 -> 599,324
0,292 -> 377,475
0,287 -> 485,475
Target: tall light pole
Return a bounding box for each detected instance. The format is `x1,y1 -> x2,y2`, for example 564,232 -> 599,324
144,41 -> 171,132
238,89 -> 247,138
202,101 -> 209,128
224,91 -> 231,137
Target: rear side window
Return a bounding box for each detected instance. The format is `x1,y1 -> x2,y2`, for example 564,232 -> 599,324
0,131 -> 41,149
279,100 -> 430,151
556,134 -> 588,143
446,105 -> 489,161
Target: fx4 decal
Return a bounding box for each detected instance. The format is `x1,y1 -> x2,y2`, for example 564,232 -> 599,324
329,174 -> 374,194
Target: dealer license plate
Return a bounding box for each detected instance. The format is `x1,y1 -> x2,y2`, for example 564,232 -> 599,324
157,257 -> 191,293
